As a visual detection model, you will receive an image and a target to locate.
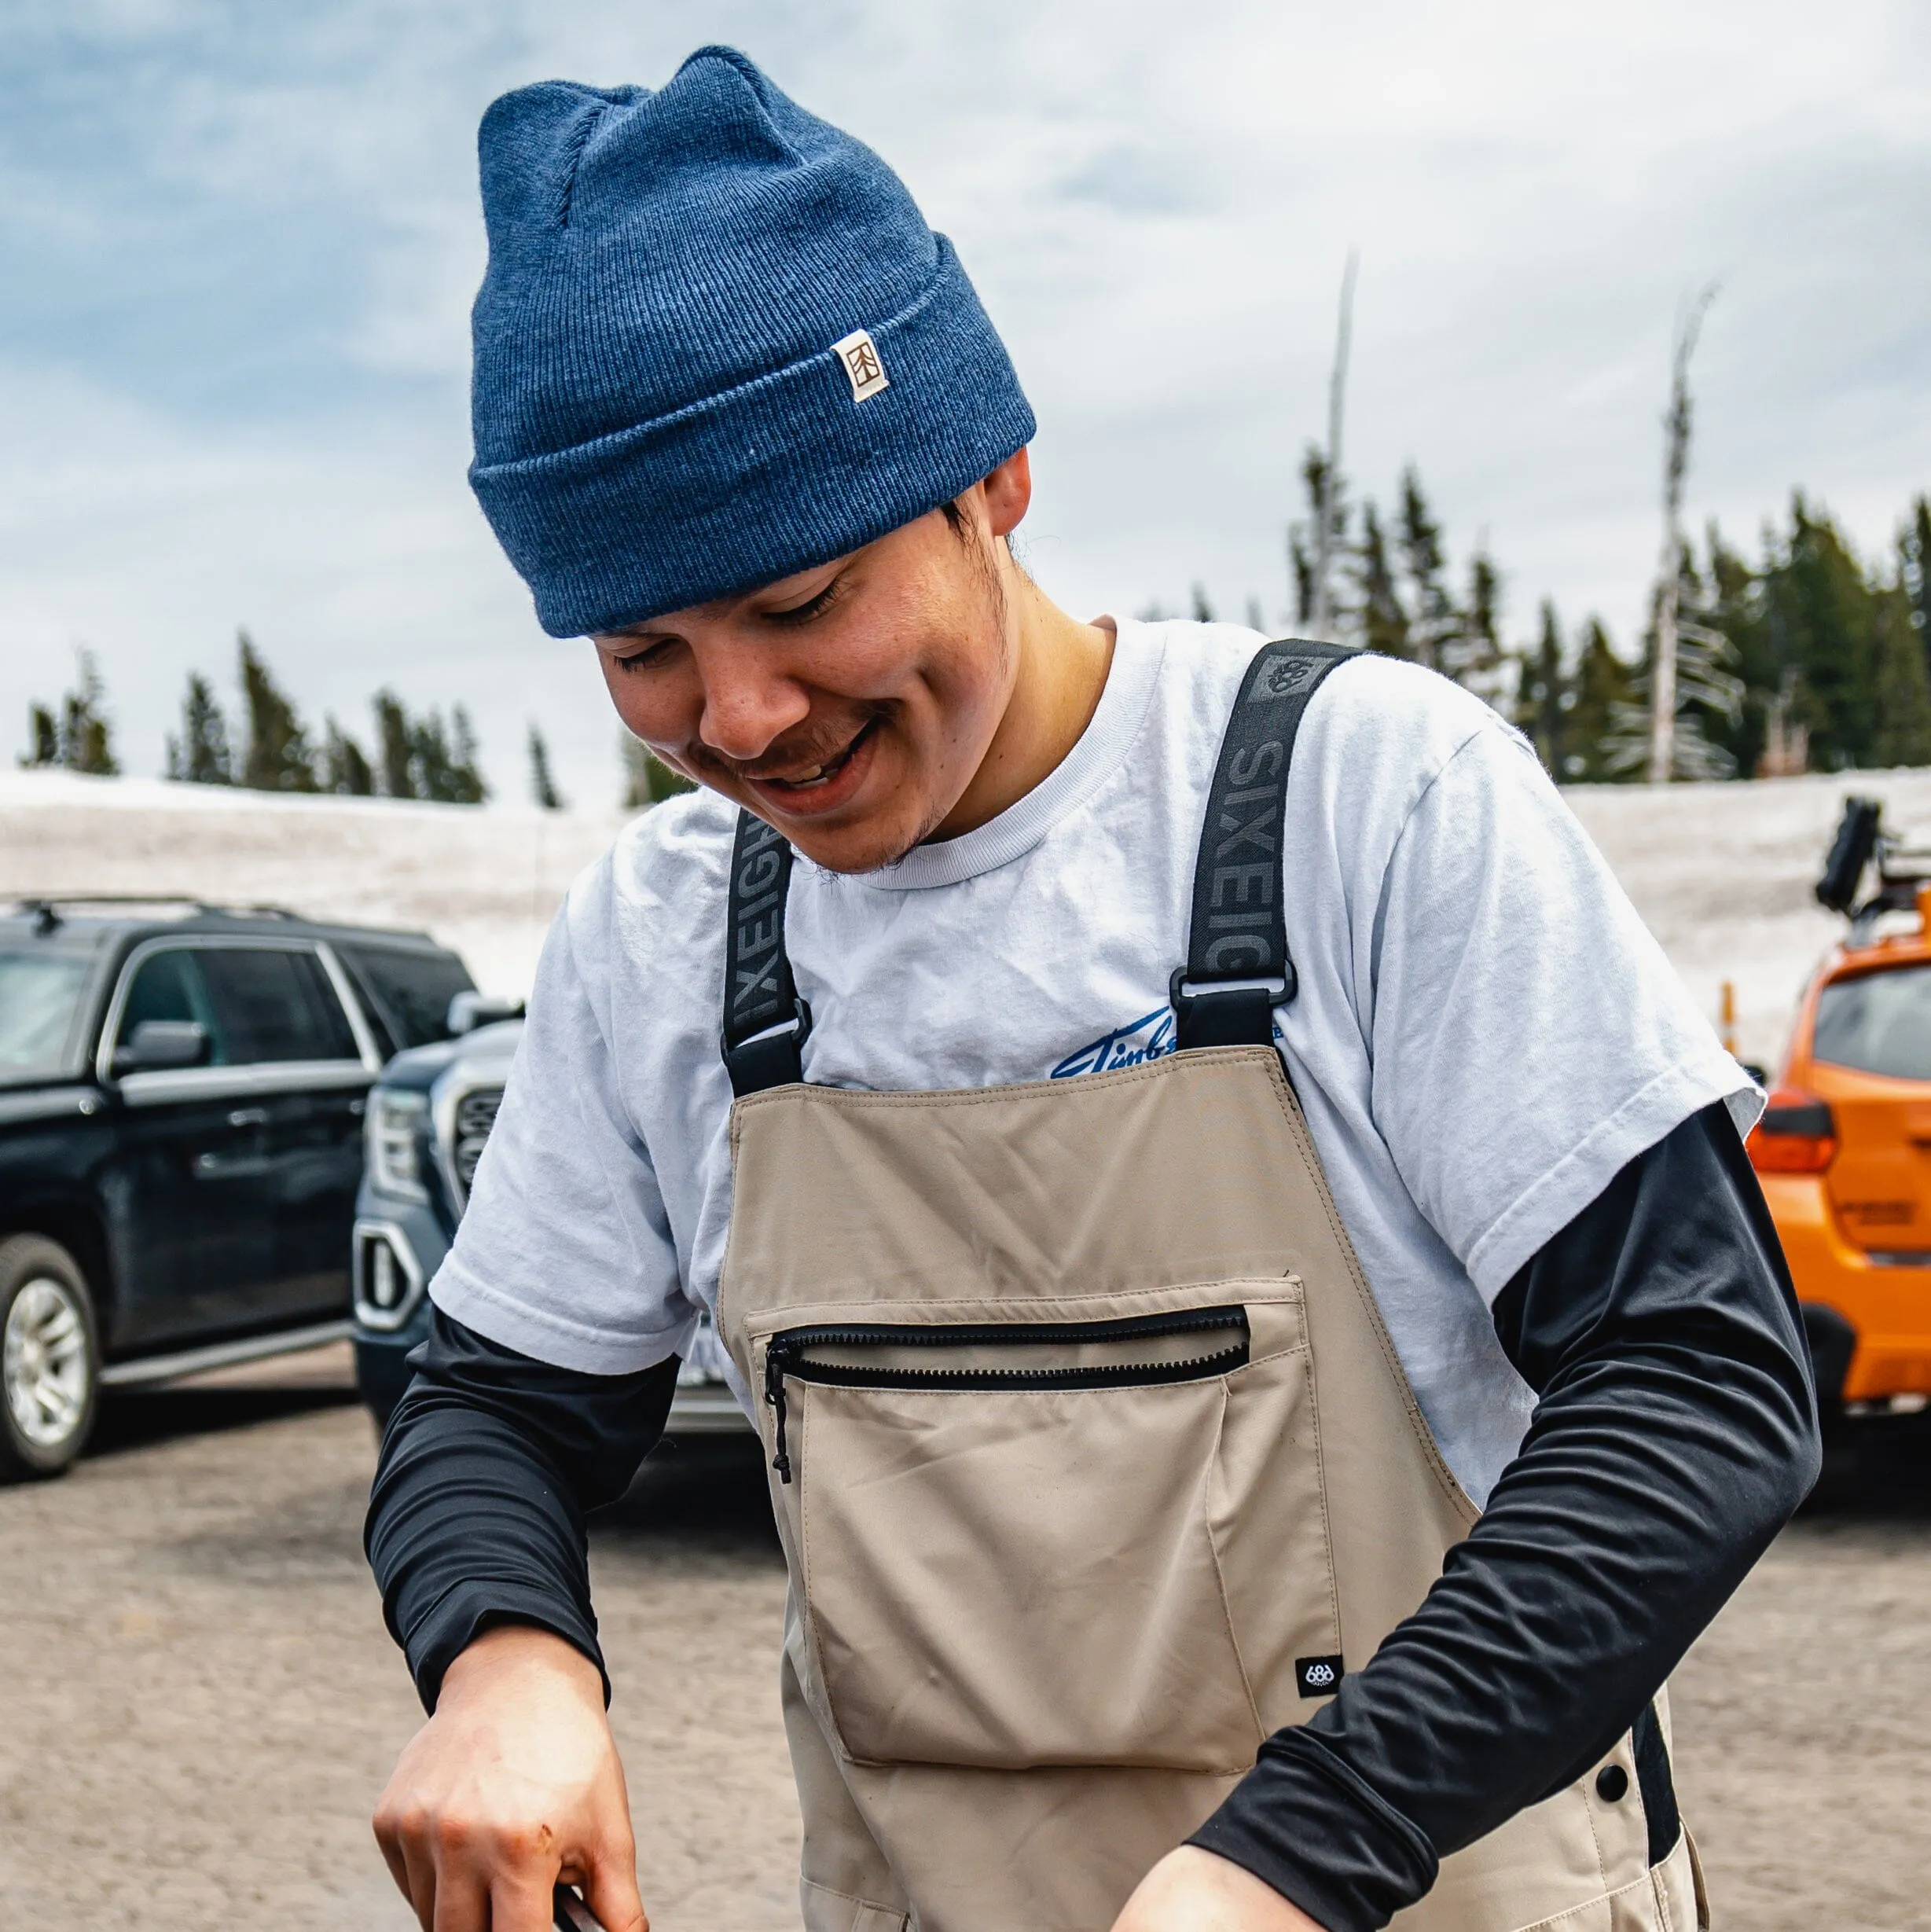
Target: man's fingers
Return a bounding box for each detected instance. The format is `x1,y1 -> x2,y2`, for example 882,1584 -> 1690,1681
372,1802 -> 414,1907
580,1852 -> 650,1932
490,1866 -> 572,1932
429,1858 -> 492,1932
398,1822 -> 448,1932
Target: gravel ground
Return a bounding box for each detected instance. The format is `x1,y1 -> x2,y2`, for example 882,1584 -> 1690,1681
2,1350 -> 1927,1931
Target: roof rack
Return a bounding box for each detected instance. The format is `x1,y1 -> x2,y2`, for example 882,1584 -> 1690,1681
10,895 -> 301,935
1816,799 -> 1931,938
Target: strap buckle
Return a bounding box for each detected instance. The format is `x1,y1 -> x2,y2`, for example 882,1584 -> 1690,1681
721,997 -> 814,1097
1169,966 -> 1294,1052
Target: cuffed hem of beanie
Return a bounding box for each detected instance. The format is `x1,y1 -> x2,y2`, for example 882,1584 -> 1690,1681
471,237 -> 1035,636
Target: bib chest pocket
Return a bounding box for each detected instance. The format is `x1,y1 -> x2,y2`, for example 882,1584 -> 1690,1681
758,1287 -> 1341,1775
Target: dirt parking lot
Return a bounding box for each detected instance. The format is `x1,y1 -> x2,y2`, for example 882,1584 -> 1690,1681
2,1348 -> 1928,1931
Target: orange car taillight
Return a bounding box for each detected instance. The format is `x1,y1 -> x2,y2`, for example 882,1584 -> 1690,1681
1746,1088 -> 1838,1174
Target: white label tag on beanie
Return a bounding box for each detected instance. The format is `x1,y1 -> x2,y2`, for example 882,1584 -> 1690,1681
832,329 -> 890,403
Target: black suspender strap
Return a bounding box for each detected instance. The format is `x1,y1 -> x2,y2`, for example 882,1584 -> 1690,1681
1172,639 -> 1356,1051
721,808 -> 813,1096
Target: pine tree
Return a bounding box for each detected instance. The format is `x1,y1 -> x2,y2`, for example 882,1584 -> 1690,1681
167,672 -> 233,784
1518,601 -> 1569,776
418,713 -> 458,800
373,692 -> 416,798
1352,501 -> 1409,658
1189,584 -> 1216,624
1566,620 -> 1637,782
1759,497 -> 1884,769
1446,550 -> 1514,709
622,733 -> 694,809
446,707 -> 488,804
238,631 -> 318,792
529,723 -> 565,810
20,704 -> 57,769
391,705 -> 488,805
1397,468 -> 1454,673
1870,582 -> 1931,767
40,650 -> 119,775
322,718 -> 375,795
1288,447 -> 1346,634
409,711 -> 456,800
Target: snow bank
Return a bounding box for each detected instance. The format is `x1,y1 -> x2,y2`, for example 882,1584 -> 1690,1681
0,771 -> 628,999
9,766 -> 1931,1068
1566,769 -> 1931,1067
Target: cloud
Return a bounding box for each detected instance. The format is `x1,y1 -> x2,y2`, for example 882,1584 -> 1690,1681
2,0 -> 1926,799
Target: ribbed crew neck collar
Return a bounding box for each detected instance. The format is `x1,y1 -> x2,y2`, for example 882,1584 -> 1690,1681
843,617 -> 1164,892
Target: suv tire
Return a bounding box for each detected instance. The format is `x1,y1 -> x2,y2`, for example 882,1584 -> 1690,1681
0,1235 -> 101,1481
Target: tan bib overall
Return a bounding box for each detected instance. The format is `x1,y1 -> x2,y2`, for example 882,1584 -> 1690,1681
714,644 -> 1707,1932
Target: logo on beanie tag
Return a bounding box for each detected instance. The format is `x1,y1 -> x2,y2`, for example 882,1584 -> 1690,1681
832,329 -> 890,403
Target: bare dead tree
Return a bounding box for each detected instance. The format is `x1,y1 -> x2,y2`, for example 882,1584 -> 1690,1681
1646,288 -> 1719,783
1309,251 -> 1358,643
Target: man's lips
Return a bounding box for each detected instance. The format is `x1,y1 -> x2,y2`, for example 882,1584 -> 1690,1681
738,719 -> 879,817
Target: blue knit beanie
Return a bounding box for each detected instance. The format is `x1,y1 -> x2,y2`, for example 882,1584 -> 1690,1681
468,46 -> 1037,637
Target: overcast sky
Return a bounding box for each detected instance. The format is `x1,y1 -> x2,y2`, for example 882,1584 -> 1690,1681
4,0 -> 1927,806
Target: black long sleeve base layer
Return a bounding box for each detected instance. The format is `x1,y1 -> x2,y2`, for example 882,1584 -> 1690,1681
365,1322 -> 678,1709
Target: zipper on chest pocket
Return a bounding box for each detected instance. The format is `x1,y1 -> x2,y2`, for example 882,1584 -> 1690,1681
761,1305 -> 1250,1482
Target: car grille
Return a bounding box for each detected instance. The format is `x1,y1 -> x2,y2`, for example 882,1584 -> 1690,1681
453,1086 -> 504,1197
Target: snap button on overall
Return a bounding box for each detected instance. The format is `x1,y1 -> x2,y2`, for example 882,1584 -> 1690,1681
1596,1763 -> 1630,1802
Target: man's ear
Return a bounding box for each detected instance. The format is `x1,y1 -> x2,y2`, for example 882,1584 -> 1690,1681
980,446 -> 1033,539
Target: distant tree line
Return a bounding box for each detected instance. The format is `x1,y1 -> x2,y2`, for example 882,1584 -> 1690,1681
30,476 -> 1929,802
19,630 -> 688,813
20,632 -> 506,805
167,632 -> 490,803
1159,463 -> 1931,782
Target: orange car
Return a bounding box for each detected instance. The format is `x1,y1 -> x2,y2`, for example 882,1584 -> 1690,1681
1749,799 -> 1931,1414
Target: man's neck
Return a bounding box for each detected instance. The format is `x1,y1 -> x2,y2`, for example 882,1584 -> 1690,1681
930,567 -> 1114,843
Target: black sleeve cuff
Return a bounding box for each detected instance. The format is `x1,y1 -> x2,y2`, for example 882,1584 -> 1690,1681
402,1578 -> 608,1714
1188,1728 -> 1437,1932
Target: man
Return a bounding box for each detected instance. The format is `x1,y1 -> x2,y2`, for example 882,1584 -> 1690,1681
367,46 -> 1816,1932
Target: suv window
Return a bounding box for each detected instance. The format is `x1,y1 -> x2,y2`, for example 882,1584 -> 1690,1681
0,951 -> 91,1085
119,946 -> 359,1067
340,944 -> 473,1052
116,948 -> 225,1057
197,948 -> 360,1063
1814,964 -> 1931,1082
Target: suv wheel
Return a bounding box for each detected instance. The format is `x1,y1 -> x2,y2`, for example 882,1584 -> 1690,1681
0,1236 -> 100,1481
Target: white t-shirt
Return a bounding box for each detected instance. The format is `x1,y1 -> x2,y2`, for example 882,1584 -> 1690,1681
434,619 -> 1756,1505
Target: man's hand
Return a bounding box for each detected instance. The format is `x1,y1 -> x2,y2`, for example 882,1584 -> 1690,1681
1111,1846 -> 1325,1932
373,1626 -> 647,1932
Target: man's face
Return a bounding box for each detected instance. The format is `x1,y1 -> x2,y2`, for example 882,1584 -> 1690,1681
593,453 -> 1028,874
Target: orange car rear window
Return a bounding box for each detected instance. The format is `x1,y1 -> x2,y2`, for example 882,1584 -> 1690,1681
1814,963 -> 1931,1081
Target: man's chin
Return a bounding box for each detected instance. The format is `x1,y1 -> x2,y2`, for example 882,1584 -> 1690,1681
782,814 -> 930,876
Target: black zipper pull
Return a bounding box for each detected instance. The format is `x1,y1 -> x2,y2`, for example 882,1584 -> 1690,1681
764,1344 -> 794,1484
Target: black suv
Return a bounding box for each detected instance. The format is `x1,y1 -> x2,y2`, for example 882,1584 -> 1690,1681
0,897 -> 475,1479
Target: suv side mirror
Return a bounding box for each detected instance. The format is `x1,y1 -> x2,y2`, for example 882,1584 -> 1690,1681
112,1019 -> 212,1075
446,990 -> 525,1036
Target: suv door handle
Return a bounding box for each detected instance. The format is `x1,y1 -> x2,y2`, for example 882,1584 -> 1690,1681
227,1107 -> 270,1128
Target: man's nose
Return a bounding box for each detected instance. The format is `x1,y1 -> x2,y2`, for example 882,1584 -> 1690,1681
694,653 -> 811,762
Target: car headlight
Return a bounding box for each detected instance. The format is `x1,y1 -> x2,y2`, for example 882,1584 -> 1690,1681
366,1089 -> 429,1203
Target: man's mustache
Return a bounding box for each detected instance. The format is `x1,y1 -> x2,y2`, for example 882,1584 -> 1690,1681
689,707 -> 887,784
